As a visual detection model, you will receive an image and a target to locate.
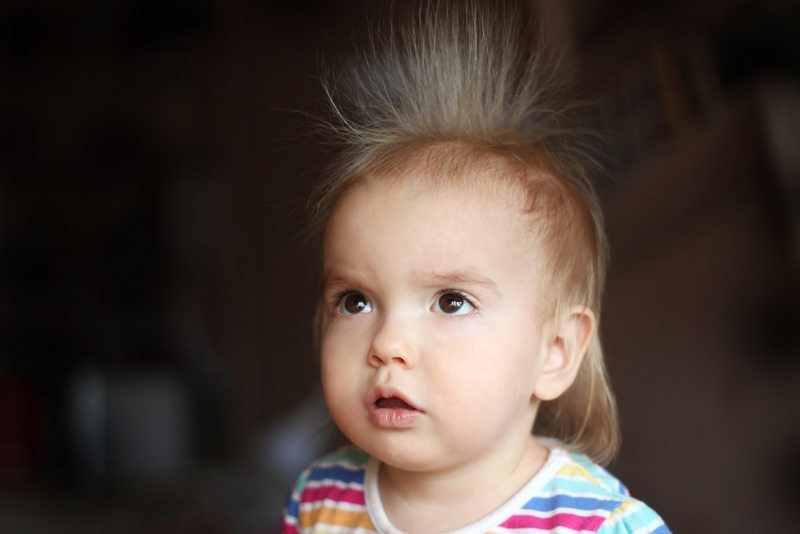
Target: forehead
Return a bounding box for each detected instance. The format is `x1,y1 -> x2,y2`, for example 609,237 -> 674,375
323,166 -> 545,287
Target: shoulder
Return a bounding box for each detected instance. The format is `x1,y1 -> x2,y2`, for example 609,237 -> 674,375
301,445 -> 371,486
553,448 -> 632,497
287,445 -> 370,505
282,446 -> 372,533
515,447 -> 671,534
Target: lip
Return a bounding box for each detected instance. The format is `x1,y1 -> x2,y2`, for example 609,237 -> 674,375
365,385 -> 424,428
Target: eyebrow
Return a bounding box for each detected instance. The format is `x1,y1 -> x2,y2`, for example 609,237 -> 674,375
321,272 -> 362,292
322,269 -> 499,295
411,269 -> 500,294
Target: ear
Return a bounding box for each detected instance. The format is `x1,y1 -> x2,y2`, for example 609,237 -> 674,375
534,306 -> 596,401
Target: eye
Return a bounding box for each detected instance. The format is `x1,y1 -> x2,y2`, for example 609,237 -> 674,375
432,292 -> 474,315
338,293 -> 372,315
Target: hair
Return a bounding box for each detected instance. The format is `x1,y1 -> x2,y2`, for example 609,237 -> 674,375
308,0 -> 619,466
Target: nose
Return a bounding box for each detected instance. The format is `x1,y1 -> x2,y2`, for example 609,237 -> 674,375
368,319 -> 418,369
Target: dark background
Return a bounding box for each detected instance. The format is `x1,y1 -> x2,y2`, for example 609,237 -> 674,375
1,0 -> 799,532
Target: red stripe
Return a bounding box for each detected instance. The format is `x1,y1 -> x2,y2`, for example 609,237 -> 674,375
501,512 -> 606,531
301,484 -> 366,506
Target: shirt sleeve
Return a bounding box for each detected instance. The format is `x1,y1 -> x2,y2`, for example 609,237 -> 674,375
596,499 -> 672,534
281,467 -> 311,534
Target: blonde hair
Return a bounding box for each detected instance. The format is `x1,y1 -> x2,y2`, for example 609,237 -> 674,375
309,0 -> 619,465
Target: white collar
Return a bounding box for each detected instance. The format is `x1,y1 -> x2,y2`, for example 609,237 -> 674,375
364,443 -> 567,534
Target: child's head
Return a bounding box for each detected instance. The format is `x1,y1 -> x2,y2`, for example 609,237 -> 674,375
310,1 -> 618,466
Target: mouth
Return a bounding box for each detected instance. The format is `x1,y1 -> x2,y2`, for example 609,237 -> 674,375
366,386 -> 423,428
374,396 -> 417,410
366,385 -> 420,411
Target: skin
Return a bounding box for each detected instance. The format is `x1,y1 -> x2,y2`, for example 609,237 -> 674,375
320,166 -> 594,534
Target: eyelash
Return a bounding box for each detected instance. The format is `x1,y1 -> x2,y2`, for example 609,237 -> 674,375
329,288 -> 361,309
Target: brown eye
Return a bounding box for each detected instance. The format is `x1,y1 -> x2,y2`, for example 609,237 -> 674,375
435,293 -> 473,315
340,293 -> 372,315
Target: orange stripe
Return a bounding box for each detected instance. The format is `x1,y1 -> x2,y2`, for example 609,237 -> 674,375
300,507 -> 375,530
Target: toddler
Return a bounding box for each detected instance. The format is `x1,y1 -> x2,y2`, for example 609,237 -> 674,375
282,1 -> 671,533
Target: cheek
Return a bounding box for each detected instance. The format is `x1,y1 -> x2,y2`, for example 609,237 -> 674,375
320,337 -> 353,397
320,354 -> 358,433
321,318 -> 369,365
320,323 -> 369,408
429,322 -> 541,400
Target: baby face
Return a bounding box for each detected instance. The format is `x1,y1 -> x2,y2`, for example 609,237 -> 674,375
320,171 -> 553,475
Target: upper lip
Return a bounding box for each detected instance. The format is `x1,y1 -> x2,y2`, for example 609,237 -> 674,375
365,384 -> 421,411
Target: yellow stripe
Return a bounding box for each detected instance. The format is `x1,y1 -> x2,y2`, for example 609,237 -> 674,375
606,499 -> 638,522
300,507 -> 375,530
557,463 -> 602,486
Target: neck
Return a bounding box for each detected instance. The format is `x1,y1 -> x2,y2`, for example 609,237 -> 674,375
378,436 -> 549,534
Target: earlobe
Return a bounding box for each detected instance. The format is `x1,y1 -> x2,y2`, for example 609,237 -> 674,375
534,306 -> 596,401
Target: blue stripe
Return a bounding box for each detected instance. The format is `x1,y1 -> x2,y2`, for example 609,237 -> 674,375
520,494 -> 622,513
650,524 -> 673,534
284,492 -> 299,517
306,464 -> 366,485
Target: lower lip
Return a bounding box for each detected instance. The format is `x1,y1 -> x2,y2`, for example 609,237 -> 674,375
368,407 -> 424,428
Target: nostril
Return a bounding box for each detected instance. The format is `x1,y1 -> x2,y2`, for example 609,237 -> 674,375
368,353 -> 409,367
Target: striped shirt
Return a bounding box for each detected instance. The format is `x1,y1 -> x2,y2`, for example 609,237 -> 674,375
282,445 -> 671,534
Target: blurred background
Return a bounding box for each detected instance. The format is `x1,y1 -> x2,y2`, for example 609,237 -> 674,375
0,0 -> 798,532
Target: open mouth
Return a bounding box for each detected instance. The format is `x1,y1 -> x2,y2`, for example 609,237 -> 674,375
365,386 -> 423,428
375,397 -> 416,410
368,393 -> 423,428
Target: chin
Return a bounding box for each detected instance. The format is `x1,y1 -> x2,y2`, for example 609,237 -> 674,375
361,436 -> 446,472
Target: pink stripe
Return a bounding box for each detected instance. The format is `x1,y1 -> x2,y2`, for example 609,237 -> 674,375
501,513 -> 605,531
282,521 -> 299,534
301,485 -> 366,506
